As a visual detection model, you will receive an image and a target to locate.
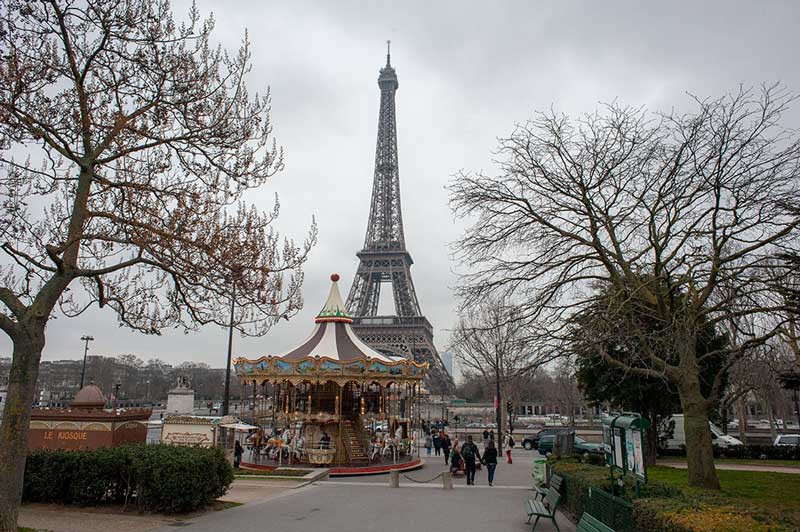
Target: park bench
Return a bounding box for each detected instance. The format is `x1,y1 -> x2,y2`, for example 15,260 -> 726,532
525,484 -> 561,531
576,512 -> 615,532
534,473 -> 562,501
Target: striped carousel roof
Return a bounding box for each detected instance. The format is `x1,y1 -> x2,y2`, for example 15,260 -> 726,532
276,274 -> 401,364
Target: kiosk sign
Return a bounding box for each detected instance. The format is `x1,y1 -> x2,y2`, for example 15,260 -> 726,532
602,413 -> 650,485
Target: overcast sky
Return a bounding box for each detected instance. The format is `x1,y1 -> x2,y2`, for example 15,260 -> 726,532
5,0 -> 800,370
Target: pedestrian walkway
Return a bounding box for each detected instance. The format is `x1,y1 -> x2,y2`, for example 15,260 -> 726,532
153,448 -> 575,532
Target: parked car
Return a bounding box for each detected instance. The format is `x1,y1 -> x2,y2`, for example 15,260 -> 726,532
536,434 -> 603,456
774,434 -> 800,446
522,427 -> 572,450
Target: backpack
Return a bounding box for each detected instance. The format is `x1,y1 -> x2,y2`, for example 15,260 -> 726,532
462,444 -> 474,461
508,436 -> 515,448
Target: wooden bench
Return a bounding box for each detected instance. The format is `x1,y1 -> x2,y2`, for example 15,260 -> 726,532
525,485 -> 561,531
576,512 -> 615,532
534,473 -> 562,501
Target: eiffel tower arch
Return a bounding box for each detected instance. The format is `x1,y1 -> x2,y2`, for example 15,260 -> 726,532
346,45 -> 455,394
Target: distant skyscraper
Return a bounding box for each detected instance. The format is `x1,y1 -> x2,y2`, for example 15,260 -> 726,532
440,351 -> 454,377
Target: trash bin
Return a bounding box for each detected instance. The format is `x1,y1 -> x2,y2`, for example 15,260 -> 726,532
532,458 -> 547,485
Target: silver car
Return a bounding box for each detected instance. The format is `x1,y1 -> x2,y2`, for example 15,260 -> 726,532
773,434 -> 800,446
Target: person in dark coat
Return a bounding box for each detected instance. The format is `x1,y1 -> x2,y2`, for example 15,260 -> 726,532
441,432 -> 452,465
234,440 -> 244,469
482,439 -> 498,486
461,435 -> 482,486
449,441 -> 463,475
433,431 -> 442,456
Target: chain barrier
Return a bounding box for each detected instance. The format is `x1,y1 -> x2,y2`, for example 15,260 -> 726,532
402,472 -> 445,484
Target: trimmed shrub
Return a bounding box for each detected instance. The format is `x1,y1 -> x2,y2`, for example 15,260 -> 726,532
23,444 -> 233,513
551,458 -> 798,531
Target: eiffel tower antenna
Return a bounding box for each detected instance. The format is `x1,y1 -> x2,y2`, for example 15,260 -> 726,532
346,46 -> 454,394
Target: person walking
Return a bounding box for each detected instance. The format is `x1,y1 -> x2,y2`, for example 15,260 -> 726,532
234,440 -> 243,469
482,428 -> 489,445
424,433 -> 433,456
503,430 -> 514,464
462,435 -> 481,486
489,429 -> 495,442
482,439 -> 498,486
433,431 -> 442,456
442,432 -> 452,465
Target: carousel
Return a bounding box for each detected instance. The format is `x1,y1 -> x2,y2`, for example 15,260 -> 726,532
234,274 -> 428,474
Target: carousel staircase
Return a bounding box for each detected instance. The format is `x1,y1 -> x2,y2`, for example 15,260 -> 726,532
341,420 -> 369,464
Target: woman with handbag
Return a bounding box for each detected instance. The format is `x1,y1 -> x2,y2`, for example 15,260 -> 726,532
482,439 -> 498,486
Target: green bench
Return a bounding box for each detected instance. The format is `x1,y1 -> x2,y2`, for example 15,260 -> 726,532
576,512 -> 615,532
534,473 -> 562,501
525,485 -> 561,531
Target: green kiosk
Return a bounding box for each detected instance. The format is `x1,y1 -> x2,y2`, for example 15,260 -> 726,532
602,413 -> 650,494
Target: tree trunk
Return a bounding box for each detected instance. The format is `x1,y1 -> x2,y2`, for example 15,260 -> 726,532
678,380 -> 720,489
0,331 -> 45,532
736,398 -> 748,446
764,395 -> 777,440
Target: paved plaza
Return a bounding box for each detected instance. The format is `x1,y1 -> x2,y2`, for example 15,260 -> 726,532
153,448 -> 575,532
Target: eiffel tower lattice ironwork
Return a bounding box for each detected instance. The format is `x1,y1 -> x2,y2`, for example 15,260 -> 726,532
346,44 -> 454,394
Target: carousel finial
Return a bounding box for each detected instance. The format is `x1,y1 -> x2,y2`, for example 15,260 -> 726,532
316,273 -> 352,323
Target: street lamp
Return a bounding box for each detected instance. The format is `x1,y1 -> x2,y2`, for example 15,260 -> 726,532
223,268 -> 242,417
114,380 -> 121,411
79,335 -> 94,389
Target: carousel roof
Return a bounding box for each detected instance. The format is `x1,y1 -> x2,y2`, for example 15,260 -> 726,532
233,274 -> 428,383
277,274 -> 399,363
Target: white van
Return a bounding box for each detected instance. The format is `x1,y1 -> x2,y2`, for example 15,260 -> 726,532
661,414 -> 743,450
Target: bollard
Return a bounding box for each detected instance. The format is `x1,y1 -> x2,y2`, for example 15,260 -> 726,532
441,470 -> 453,490
389,469 -> 400,488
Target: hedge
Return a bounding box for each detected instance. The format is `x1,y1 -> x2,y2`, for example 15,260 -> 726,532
552,458 -> 681,532
23,444 -> 233,513
551,458 -> 797,532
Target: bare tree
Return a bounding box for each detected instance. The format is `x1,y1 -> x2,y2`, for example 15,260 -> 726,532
449,86 -> 800,489
0,1 -> 315,528
448,297 -> 554,450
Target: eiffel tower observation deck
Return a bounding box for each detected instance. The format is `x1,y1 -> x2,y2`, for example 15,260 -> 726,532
346,44 -> 455,394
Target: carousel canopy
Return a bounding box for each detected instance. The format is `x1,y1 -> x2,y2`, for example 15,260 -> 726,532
234,274 -> 428,385
279,274 -> 398,363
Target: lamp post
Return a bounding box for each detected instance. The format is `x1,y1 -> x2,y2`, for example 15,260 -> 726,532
114,380 -> 121,411
79,335 -> 94,389
223,269 -> 241,417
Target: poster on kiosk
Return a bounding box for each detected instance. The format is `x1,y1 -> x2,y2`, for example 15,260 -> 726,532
602,413 -> 649,484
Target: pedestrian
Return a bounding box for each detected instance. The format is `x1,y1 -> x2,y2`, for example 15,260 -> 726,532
449,439 -> 462,475
442,432 -> 452,465
482,439 -> 498,486
503,430 -> 514,464
424,433 -> 433,456
234,440 -> 243,469
462,435 -> 481,486
482,428 -> 489,444
433,431 -> 442,456
489,429 -> 494,442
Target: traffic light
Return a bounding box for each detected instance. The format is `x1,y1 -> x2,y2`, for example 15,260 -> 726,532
506,400 -> 513,414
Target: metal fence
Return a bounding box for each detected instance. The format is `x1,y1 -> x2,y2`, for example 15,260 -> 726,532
586,486 -> 635,532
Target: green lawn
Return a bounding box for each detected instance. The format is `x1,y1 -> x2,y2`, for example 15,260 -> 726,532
658,457 -> 800,468
650,466 -> 800,530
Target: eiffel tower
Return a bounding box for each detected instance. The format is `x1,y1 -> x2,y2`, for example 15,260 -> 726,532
346,44 -> 454,394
